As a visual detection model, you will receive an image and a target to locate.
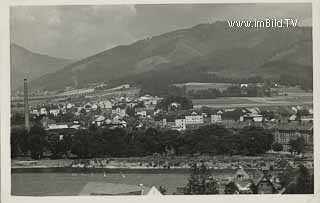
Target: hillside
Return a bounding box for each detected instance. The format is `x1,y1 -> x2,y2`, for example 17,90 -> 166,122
10,44 -> 72,90
29,21 -> 312,92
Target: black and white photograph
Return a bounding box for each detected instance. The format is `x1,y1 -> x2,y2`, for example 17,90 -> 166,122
1,0 -> 319,199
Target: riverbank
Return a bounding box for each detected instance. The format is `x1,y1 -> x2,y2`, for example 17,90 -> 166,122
11,154 -> 303,170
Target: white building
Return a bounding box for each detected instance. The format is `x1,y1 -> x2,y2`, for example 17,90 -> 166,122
40,108 -> 47,115
175,119 -> 186,131
47,124 -> 68,130
136,110 -> 147,118
94,115 -> 106,126
211,114 -> 222,123
49,109 -> 60,117
31,109 -> 40,116
112,107 -> 126,118
240,114 -> 263,122
185,111 -> 204,125
99,100 -> 112,109
66,103 -> 74,109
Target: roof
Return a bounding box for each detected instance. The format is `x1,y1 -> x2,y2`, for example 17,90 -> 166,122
274,122 -> 313,131
78,182 -> 151,195
146,186 -> 162,196
233,167 -> 250,180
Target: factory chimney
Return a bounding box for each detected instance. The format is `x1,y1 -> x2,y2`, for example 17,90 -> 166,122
24,78 -> 30,132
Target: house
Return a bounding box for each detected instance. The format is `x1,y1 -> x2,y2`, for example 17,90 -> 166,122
111,105 -> 126,118
231,167 -> 253,194
49,109 -> 60,117
31,109 -> 40,116
170,102 -> 180,110
91,104 -> 98,111
289,114 -> 297,121
40,108 -> 47,115
40,116 -> 56,129
66,103 -> 74,109
185,111 -> 204,125
240,113 -> 263,122
99,100 -> 112,109
228,167 -> 279,194
211,114 -> 222,123
94,115 -> 106,126
253,174 -> 278,194
175,119 -> 186,131
135,108 -> 147,118
85,103 -> 93,112
240,83 -> 248,88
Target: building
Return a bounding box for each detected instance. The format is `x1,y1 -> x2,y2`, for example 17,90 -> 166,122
31,109 -> 40,116
47,123 -> 69,130
40,116 -> 56,128
227,168 -> 280,194
240,113 -> 263,122
185,111 -> 204,125
40,107 -> 48,115
94,115 -> 106,126
135,108 -> 147,118
111,105 -> 126,118
175,118 -> 186,131
211,114 -> 222,123
253,174 -> 278,194
99,100 -> 112,109
273,123 -> 313,152
49,109 -> 60,117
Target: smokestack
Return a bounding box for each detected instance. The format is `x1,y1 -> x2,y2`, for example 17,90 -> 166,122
24,78 -> 30,132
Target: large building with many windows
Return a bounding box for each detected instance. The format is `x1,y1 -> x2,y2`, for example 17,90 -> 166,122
273,122 -> 313,152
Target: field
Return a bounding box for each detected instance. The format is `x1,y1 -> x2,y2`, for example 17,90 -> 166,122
173,82 -> 233,91
193,95 -> 312,109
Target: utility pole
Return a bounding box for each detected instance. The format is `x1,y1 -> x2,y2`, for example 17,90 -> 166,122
24,78 -> 30,132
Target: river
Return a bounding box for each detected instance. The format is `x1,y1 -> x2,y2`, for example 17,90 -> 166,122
11,168 -> 237,195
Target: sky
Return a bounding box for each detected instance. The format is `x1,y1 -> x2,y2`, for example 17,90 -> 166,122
10,3 -> 312,60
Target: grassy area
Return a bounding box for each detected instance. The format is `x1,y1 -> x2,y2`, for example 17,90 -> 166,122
193,94 -> 312,109
173,82 -> 233,91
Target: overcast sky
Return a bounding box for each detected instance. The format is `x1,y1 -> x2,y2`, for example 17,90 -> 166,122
10,3 -> 312,60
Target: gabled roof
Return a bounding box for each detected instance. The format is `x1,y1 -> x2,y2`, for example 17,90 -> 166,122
146,186 -> 162,196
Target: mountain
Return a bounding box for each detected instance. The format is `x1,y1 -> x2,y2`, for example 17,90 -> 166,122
29,21 -> 312,92
10,44 -> 72,90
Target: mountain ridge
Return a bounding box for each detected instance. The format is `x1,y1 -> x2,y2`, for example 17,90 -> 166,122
27,21 -> 312,92
11,43 -> 73,90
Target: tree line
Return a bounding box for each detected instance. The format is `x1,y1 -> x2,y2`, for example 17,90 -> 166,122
11,124 -> 275,159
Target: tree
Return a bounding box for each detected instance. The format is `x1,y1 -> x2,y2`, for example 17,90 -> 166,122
159,186 -> 167,195
156,95 -> 193,111
224,181 -> 239,194
185,163 -> 219,195
71,130 -> 91,158
48,134 -> 69,159
238,127 -> 274,156
289,137 -> 305,155
28,125 -> 48,160
283,165 -> 314,194
272,142 -> 283,153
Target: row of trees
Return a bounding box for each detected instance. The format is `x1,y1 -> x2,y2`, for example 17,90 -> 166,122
11,124 -> 275,159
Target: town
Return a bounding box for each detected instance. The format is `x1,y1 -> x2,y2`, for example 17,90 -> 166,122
11,79 -> 314,195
